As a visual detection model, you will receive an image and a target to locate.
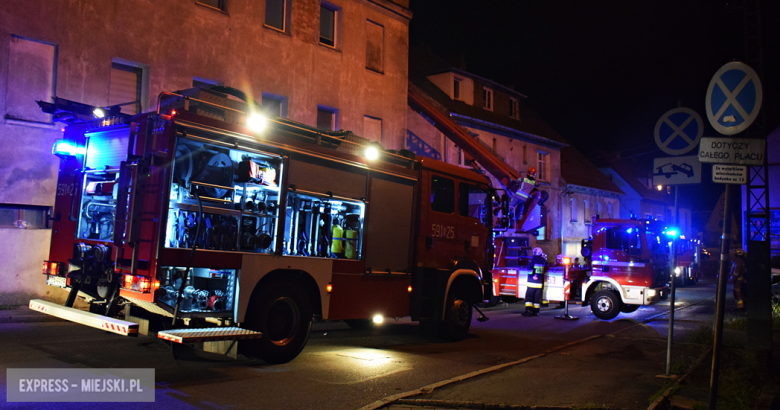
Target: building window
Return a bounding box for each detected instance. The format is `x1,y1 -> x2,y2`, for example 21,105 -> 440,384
509,97 -> 519,119
570,198 -> 577,222
482,87 -> 493,110
5,36 -> 56,123
607,203 -> 613,218
453,78 -> 462,100
597,201 -> 603,219
109,59 -> 147,115
265,0 -> 287,31
197,0 -> 227,12
536,214 -> 549,241
316,106 -> 338,131
193,77 -> 221,89
365,21 -> 384,73
537,152 -> 548,181
319,2 -> 338,47
262,93 -> 287,118
492,138 -> 497,153
363,116 -> 382,142
583,199 -> 589,223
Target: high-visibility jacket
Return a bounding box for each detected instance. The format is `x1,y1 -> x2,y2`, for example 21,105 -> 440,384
526,255 -> 546,289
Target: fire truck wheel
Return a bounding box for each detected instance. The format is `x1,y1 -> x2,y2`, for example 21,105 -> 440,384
241,283 -> 312,364
591,290 -> 621,320
441,288 -> 472,340
344,319 -> 373,329
476,294 -> 500,308
620,304 -> 640,313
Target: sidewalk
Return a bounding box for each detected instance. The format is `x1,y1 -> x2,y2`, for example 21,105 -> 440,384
381,291 -> 779,410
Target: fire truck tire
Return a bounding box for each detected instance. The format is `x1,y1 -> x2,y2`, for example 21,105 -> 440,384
344,319 -> 373,329
477,294 -> 500,308
591,290 -> 621,320
501,296 -> 520,304
440,287 -> 472,341
241,283 -> 312,364
620,304 -> 640,313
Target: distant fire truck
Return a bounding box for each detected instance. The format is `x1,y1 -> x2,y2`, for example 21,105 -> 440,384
33,87 -> 497,363
492,217 -> 670,319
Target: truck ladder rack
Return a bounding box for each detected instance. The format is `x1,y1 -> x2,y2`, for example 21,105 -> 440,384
157,327 -> 262,344
29,299 -> 138,336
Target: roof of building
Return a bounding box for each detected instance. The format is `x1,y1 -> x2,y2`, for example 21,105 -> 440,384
409,73 -> 567,146
560,146 -> 623,194
595,153 -> 673,204
409,53 -> 622,195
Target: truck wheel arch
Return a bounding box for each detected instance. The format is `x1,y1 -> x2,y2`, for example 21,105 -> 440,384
442,269 -> 483,320
582,277 -> 626,306
245,269 -> 322,321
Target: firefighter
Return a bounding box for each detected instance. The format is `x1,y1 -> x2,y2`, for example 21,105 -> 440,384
730,248 -> 747,310
522,247 -> 547,316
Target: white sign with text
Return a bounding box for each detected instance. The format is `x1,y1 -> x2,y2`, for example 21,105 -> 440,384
712,164 -> 747,184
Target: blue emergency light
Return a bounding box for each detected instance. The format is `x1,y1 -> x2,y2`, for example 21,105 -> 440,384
663,228 -> 678,238
52,139 -> 86,158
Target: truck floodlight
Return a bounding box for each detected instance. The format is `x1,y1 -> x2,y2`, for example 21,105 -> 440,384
247,112 -> 267,132
674,267 -> 681,276
372,314 -> 384,324
92,108 -> 106,118
563,257 -> 571,265
656,184 -> 663,191
365,146 -> 380,161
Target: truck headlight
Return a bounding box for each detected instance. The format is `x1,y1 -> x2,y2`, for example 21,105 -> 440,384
674,267 -> 681,276
646,289 -> 656,297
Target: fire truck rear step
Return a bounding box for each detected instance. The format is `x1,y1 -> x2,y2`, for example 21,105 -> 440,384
29,299 -> 138,337
157,327 -> 262,344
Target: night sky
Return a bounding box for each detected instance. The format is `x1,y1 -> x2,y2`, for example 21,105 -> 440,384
409,1 -> 779,229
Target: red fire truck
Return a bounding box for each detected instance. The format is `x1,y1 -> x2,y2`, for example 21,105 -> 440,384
492,216 -> 670,319
32,87 -> 496,363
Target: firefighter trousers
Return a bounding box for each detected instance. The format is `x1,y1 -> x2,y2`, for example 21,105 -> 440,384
733,277 -> 746,309
525,287 -> 542,309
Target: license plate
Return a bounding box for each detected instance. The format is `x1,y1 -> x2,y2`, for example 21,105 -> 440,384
47,275 -> 67,288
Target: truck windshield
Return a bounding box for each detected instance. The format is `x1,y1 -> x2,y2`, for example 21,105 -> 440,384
605,226 -> 642,255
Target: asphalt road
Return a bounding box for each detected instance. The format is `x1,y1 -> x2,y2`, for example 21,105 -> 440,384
0,279 -> 718,410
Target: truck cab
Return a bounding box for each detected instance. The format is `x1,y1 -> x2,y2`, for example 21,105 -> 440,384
583,217 -> 669,319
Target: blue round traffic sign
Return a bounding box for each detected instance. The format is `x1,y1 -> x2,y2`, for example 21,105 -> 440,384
654,107 -> 703,156
705,62 -> 762,135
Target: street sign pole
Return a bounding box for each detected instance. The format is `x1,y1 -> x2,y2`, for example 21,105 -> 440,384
665,186 -> 678,377
709,183 -> 735,410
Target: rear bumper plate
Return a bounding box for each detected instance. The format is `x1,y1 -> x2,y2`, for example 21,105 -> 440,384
29,299 -> 138,336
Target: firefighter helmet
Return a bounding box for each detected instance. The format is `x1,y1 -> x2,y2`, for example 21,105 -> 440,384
532,247 -> 543,256
527,167 -> 537,179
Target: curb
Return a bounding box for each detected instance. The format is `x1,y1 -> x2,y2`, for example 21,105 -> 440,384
392,399 -> 627,410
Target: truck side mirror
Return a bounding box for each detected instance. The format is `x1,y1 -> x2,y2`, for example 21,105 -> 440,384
501,194 -> 509,216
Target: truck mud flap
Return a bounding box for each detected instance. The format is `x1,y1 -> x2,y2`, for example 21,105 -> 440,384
29,299 -> 138,337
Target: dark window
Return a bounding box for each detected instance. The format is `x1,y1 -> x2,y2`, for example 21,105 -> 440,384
193,78 -> 219,89
265,0 -> 285,30
0,204 -> 49,229
431,176 -> 454,214
263,94 -> 284,118
365,21 -> 383,72
5,36 -> 56,123
605,227 -> 642,255
459,183 -> 488,223
109,62 -> 143,115
320,4 -> 336,47
317,107 -> 336,130
453,79 -> 461,100
197,0 -> 227,11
